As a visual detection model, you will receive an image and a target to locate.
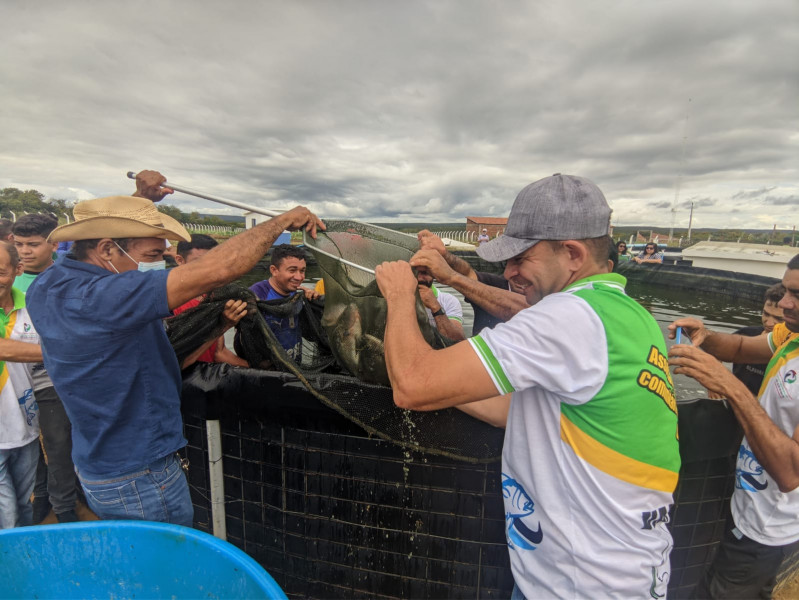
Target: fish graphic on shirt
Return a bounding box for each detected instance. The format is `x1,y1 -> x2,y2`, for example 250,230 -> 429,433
736,445 -> 768,492
503,473 -> 544,550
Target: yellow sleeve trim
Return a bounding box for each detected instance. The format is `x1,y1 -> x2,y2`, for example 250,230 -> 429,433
560,414 -> 678,493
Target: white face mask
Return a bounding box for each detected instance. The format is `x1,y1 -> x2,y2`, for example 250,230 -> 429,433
113,242 -> 166,272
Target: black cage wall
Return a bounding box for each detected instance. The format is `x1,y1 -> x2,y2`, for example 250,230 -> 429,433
180,365 -> 791,599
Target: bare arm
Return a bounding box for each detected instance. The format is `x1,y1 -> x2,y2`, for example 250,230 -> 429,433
417,230 -> 477,279
375,261 -> 499,410
418,285 -> 466,341
166,207 -> 324,309
668,318 -> 773,363
670,343 -> 799,492
411,249 -> 529,321
433,313 -> 466,342
214,342 -> 249,367
443,272 -> 529,321
0,338 -> 43,362
456,394 -> 511,428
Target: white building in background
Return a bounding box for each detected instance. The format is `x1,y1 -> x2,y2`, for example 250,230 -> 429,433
243,211 -> 269,229
243,211 -> 292,245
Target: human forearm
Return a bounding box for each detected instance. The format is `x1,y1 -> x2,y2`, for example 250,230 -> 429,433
724,379 -> 799,492
443,251 -> 477,278
456,394 -> 510,428
447,272 -> 529,321
434,316 -> 466,341
181,339 -> 218,369
376,260 -> 499,410
167,207 -> 322,309
700,330 -> 773,363
0,339 -> 43,362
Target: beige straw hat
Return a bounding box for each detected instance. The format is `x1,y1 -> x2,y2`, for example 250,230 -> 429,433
48,196 -> 191,243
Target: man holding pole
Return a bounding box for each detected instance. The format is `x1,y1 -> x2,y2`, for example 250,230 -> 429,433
26,190 -> 323,526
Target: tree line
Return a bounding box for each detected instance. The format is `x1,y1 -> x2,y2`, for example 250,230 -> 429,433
0,187 -> 243,229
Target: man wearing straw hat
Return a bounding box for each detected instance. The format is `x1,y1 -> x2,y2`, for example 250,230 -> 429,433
375,174 -> 679,598
25,195 -> 323,526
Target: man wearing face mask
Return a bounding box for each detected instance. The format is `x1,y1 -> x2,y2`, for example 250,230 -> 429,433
25,195 -> 324,526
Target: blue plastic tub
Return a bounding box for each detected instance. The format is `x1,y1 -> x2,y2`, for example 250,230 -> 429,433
0,521 -> 287,599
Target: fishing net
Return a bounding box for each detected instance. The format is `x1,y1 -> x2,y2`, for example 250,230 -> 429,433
166,222 -> 504,463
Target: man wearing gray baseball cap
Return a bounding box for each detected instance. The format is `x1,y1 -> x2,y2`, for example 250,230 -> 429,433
376,174 -> 680,598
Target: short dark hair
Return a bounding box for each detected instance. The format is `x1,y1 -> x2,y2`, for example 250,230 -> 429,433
583,235 -> 613,267
788,254 -> 799,271
0,219 -> 13,239
616,240 -> 627,248
270,244 -> 306,267
176,234 -> 218,258
765,282 -> 786,304
645,242 -> 659,252
608,237 -> 619,270
12,214 -> 59,238
72,238 -> 131,260
0,241 -> 20,268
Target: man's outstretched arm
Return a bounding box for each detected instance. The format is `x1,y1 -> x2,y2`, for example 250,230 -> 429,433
670,343 -> 799,492
668,318 -> 773,364
376,260 -> 499,410
411,249 -> 529,321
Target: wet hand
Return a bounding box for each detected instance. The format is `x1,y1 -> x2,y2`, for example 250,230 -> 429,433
280,206 -> 326,239
300,286 -> 321,301
410,249 -> 455,284
417,230 -> 446,255
133,170 -> 173,202
375,261 -> 417,301
221,299 -> 249,327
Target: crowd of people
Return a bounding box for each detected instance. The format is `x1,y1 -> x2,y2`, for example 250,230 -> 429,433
2,170 -> 798,598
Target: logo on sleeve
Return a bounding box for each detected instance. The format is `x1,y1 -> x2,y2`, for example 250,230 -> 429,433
736,445 -> 768,492
503,474 -> 543,550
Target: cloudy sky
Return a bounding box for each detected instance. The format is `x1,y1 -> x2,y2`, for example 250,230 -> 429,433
1,1 -> 797,228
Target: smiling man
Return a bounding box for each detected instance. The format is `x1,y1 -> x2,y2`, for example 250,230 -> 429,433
669,262 -> 799,598
375,174 -> 680,598
249,244 -> 319,362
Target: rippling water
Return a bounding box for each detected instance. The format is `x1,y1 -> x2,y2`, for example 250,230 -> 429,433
439,278 -> 763,400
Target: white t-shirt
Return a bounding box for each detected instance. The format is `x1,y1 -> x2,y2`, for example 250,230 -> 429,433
732,324 -> 799,546
469,277 -> 677,599
0,305 -> 39,449
424,285 -> 463,328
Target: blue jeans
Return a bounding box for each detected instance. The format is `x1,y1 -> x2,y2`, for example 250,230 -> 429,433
77,453 -> 193,527
0,439 -> 40,529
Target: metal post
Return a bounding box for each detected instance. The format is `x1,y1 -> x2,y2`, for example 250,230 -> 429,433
206,419 -> 227,540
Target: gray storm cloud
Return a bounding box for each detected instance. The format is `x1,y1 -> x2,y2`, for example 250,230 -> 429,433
1,0 -> 797,227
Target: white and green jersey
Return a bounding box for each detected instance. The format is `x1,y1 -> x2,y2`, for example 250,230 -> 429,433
424,284 -> 463,327
731,322 -> 799,546
469,273 -> 680,598
0,288 -> 39,450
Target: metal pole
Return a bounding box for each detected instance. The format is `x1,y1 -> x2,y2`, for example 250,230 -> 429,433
206,419 -> 227,540
126,172 -> 280,218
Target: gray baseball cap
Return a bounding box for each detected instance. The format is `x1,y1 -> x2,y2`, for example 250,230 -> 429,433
476,173 -> 612,262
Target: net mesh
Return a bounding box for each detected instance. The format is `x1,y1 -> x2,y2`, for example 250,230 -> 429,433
167,221 -> 503,462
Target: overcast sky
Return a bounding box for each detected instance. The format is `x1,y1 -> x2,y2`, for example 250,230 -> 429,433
1,1 -> 797,229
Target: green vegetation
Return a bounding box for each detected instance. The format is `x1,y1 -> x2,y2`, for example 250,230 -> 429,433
1,188 -> 795,246
0,187 -> 244,232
